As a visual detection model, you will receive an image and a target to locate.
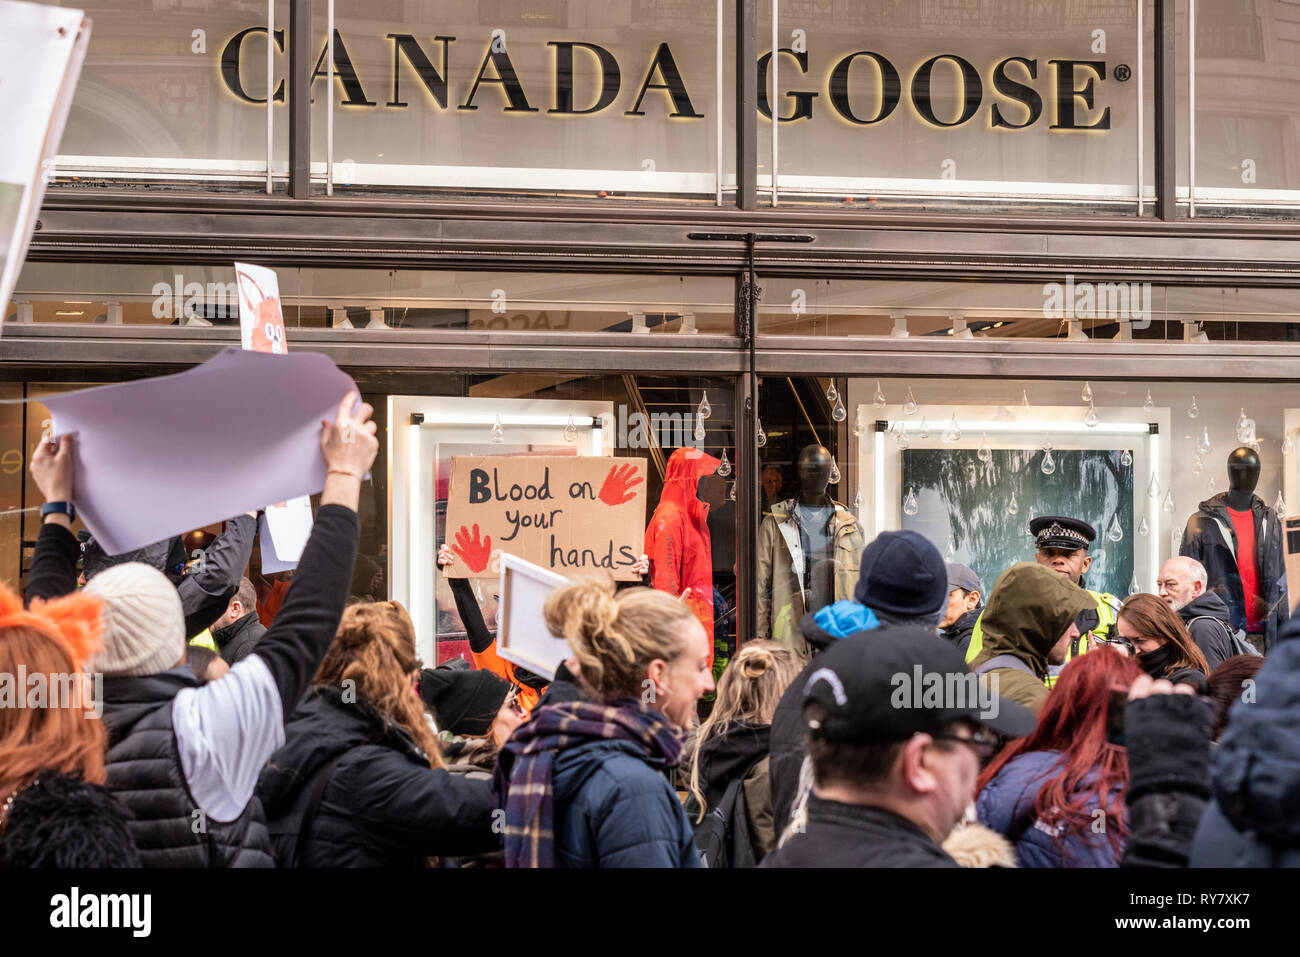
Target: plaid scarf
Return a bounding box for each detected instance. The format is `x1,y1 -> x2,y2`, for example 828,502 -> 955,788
494,698 -> 683,868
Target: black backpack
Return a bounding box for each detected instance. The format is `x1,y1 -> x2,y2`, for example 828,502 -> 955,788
686,761 -> 761,869
1188,616 -> 1263,658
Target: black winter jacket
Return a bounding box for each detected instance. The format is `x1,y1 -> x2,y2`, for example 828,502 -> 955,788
1180,493 -> 1288,649
101,669 -> 275,868
213,611 -> 267,664
258,686 -> 500,867
939,606 -> 981,659
1190,617 -> 1300,866
1176,592 -> 1238,672
761,797 -> 959,868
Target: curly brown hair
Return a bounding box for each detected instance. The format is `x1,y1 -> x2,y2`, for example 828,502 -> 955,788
312,600 -> 443,768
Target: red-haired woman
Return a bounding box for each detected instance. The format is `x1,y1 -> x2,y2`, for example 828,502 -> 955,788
0,583 -> 140,867
975,647 -> 1140,867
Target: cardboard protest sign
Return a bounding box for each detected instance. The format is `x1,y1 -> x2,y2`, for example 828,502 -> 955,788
0,2 -> 90,325
496,553 -> 572,681
235,262 -> 287,354
42,347 -> 358,555
446,456 -> 647,581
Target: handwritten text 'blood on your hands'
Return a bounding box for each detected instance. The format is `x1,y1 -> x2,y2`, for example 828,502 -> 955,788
465,464 -> 642,570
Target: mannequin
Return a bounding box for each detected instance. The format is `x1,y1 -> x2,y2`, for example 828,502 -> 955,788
1180,447 -> 1288,650
756,444 -> 865,662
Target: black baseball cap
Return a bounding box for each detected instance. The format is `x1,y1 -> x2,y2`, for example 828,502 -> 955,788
801,627 -> 1037,743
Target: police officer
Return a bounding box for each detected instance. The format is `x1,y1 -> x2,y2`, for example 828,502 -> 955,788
965,516 -> 1121,687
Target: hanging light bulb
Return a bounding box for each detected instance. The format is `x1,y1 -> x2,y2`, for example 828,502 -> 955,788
1084,402 -> 1099,428
873,381 -> 886,409
831,394 -> 847,422
1018,389 -> 1031,419
1191,454 -> 1204,475
903,388 -> 918,415
1147,473 -> 1160,499
1040,447 -> 1056,475
1138,516 -> 1149,537
852,412 -> 866,438
1128,573 -> 1141,597
756,419 -> 767,448
853,488 -> 864,511
1162,490 -> 1176,514
697,391 -> 711,420
1187,395 -> 1199,419
1285,430 -> 1296,457
977,434 -> 991,463
728,482 -> 737,502
1208,475 -> 1219,494
716,447 -> 732,478
943,413 -> 961,443
1143,390 -> 1154,414
1081,381 -> 1093,402
828,460 -> 841,485
1107,514 -> 1123,542
903,487 -> 919,516
825,380 -> 838,403
919,416 -> 931,439
944,538 -> 956,563
1120,449 -> 1133,467
1237,410 -> 1255,445
694,414 -> 706,443
1008,491 -> 1019,516
490,413 -> 505,443
1276,490 -> 1287,516
1196,427 -> 1213,457
897,431 -> 910,451
563,414 -> 578,444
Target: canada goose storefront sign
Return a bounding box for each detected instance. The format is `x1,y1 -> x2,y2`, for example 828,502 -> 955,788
218,29 -> 1119,132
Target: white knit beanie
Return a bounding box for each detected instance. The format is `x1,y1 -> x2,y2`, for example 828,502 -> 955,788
84,562 -> 186,677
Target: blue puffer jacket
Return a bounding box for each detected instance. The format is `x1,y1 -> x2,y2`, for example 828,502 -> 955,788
550,738 -> 700,868
1190,620 -> 1300,866
977,749 -> 1125,868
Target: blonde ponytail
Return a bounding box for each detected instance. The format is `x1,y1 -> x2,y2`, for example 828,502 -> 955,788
544,577 -> 696,702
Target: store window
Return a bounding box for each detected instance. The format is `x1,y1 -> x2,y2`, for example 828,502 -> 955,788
758,0 -> 1153,212
758,373 -> 1298,656
37,0 -> 289,186
1179,0 -> 1300,215
755,277 -> 1300,344
5,262 -> 735,335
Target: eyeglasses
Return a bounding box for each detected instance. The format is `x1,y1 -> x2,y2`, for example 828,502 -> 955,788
1092,633 -> 1136,653
928,728 -> 1000,760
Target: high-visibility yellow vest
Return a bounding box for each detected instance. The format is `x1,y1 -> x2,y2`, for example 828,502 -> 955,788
189,628 -> 218,653
966,589 -> 1121,689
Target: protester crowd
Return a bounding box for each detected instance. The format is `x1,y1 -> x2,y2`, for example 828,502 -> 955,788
0,393 -> 1289,868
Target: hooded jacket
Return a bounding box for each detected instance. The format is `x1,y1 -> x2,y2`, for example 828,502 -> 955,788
768,602 -> 880,837
969,563 -> 1095,714
1176,591 -> 1238,672
644,447 -> 720,661
1181,492 -> 1288,650
257,686 -> 500,867
1189,618 -> 1300,867
687,721 -> 776,860
756,497 -> 865,662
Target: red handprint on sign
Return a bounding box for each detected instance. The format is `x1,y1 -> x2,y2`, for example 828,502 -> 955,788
452,524 -> 492,573
598,463 -> 643,506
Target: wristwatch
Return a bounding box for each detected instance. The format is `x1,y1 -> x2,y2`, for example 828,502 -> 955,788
40,501 -> 76,521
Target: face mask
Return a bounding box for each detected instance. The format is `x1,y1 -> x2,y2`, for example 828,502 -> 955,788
1137,641 -> 1180,678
